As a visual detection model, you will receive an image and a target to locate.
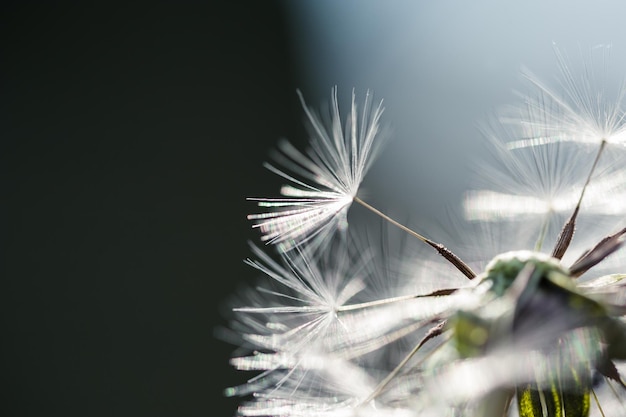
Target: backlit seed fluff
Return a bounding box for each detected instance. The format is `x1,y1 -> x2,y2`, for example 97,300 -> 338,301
247,87 -> 387,252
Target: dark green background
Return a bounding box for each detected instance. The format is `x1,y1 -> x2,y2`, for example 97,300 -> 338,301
2,2 -> 302,416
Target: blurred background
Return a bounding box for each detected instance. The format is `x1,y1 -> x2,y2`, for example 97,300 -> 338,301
3,1 -> 626,416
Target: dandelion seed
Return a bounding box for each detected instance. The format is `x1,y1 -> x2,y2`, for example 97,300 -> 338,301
249,88 -> 477,279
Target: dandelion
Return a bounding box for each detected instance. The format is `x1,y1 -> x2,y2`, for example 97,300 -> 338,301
224,47 -> 626,417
